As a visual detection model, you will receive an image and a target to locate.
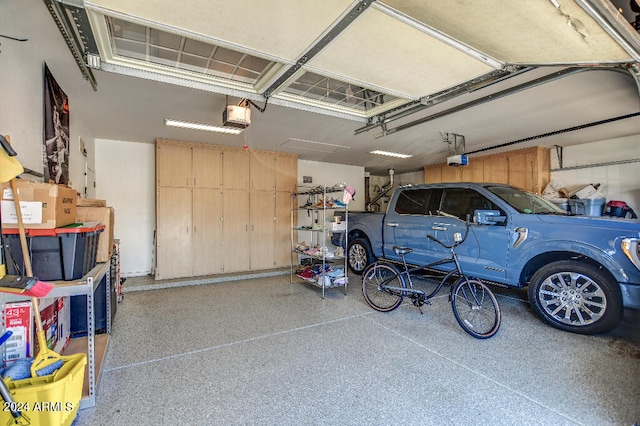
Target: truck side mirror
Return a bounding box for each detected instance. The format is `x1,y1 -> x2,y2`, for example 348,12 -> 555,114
474,209 -> 506,225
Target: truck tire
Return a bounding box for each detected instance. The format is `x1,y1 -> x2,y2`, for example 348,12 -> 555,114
527,260 -> 622,334
348,238 -> 376,275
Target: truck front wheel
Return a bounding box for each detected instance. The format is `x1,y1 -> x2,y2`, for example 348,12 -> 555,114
528,261 -> 622,334
348,238 -> 375,275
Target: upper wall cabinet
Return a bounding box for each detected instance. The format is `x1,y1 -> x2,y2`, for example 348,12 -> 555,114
249,151 -> 298,192
156,142 -> 193,187
424,146 -> 550,194
193,146 -> 222,188
223,149 -> 250,190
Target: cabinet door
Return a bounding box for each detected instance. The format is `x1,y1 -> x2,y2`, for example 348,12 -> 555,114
193,188 -> 223,276
440,165 -> 462,183
424,166 -> 442,183
461,159 -> 484,182
222,189 -> 250,273
156,187 -> 192,279
193,147 -> 222,188
250,191 -> 276,270
223,150 -> 250,190
157,143 -> 192,187
275,154 -> 296,192
483,155 -> 508,184
274,191 -> 292,267
507,152 -> 527,190
250,151 -> 277,191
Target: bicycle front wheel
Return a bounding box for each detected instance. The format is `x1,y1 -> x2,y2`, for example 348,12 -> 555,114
451,278 -> 501,339
362,262 -> 404,312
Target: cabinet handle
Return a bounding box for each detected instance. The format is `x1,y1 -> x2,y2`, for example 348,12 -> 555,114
186,226 -> 189,234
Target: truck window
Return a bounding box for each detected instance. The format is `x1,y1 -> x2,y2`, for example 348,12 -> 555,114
394,188 -> 442,215
487,185 -> 566,214
440,188 -> 502,221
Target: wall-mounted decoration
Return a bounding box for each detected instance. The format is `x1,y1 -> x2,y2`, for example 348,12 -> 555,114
43,64 -> 70,184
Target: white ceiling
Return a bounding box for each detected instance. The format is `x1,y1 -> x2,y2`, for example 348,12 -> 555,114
7,0 -> 640,175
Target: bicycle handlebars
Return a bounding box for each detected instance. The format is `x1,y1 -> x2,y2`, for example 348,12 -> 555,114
427,214 -> 471,249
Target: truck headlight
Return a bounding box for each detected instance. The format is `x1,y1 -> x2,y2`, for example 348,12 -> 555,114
621,238 -> 640,270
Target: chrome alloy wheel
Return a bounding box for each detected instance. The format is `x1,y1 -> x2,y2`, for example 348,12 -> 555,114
536,271 -> 606,326
348,244 -> 367,273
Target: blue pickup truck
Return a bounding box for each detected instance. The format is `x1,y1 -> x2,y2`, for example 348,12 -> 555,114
346,182 -> 640,334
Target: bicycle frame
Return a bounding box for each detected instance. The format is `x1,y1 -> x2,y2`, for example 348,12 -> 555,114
379,248 -> 464,301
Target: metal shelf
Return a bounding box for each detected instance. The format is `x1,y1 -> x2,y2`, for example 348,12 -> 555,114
0,261 -> 110,409
291,185 -> 348,298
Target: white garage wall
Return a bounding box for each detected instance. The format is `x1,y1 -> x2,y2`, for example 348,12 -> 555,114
0,33 -> 94,198
95,139 -> 156,277
297,160 -> 365,211
550,136 -> 640,212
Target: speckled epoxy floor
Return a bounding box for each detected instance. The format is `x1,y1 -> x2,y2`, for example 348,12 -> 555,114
72,273 -> 640,425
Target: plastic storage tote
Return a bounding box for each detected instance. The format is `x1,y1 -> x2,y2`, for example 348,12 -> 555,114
568,198 -> 606,216
2,224 -> 105,281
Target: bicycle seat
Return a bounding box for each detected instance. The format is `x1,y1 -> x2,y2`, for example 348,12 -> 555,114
392,246 -> 413,255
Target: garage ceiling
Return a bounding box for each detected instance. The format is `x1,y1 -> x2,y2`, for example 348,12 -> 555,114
26,1 -> 640,174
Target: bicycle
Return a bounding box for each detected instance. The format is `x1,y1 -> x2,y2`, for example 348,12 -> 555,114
361,216 -> 501,339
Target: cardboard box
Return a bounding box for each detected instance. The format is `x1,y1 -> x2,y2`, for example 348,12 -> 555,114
76,206 -> 114,262
571,184 -> 598,199
54,296 -> 70,354
0,181 -> 76,229
329,222 -> 346,232
32,296 -> 70,357
77,197 -> 106,207
3,301 -> 33,366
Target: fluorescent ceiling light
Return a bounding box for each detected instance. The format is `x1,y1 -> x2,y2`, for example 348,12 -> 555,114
370,150 -> 412,159
165,118 -> 243,134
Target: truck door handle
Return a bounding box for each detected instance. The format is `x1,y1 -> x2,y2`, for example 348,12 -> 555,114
387,222 -> 398,227
431,226 -> 446,231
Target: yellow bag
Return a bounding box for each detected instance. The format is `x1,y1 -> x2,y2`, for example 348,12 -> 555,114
0,135 -> 24,183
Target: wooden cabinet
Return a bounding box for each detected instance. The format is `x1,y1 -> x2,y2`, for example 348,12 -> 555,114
192,188 -> 223,276
193,147 -> 222,189
274,192 -> 291,268
424,146 -> 550,194
276,154 -> 297,192
250,190 -> 275,270
223,149 -> 250,189
483,154 -> 508,184
156,187 -> 192,279
222,189 -> 250,273
157,143 -> 192,187
156,139 -> 297,279
250,151 -> 276,190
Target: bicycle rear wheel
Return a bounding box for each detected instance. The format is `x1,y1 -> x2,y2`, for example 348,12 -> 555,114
451,278 -> 501,339
362,262 -> 404,312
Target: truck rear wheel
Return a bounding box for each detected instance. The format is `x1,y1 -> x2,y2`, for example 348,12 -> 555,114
348,238 -> 375,275
528,260 -> 622,334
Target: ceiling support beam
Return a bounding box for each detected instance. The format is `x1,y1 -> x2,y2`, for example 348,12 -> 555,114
261,0 -> 375,99
354,67 -> 531,136
365,66 -> 632,139
44,0 -> 97,91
